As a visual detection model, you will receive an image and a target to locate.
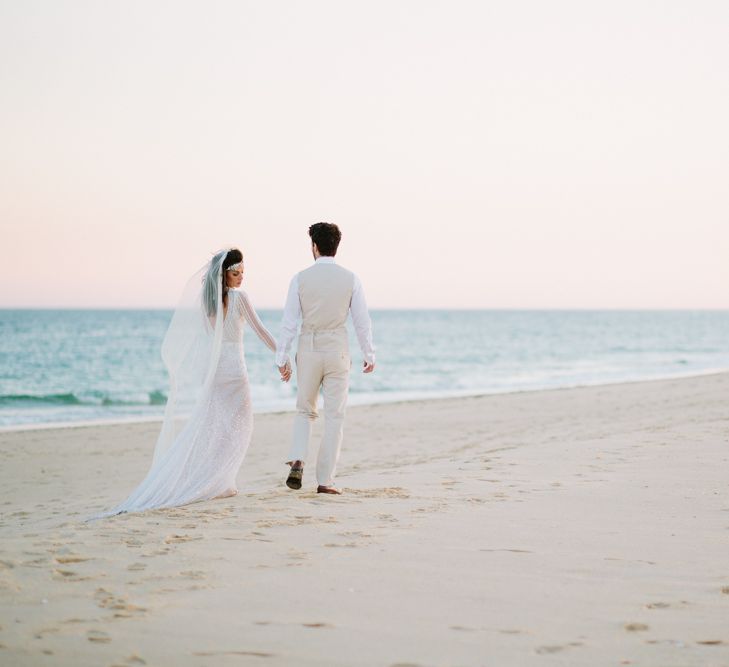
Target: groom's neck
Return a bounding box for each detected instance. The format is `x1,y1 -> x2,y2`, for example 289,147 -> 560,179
312,244 -> 335,262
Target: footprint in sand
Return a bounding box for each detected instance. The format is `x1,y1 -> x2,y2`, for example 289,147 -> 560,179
624,623 -> 649,632
535,642 -> 583,654
33,626 -> 60,639
192,651 -> 276,658
87,629 -> 111,643
127,562 -> 146,571
164,534 -> 203,544
336,530 -> 373,539
412,507 -> 433,514
95,588 -> 147,618
52,568 -> 97,582
250,532 -> 273,543
348,487 -> 410,499
52,569 -> 77,580
302,622 -> 332,628
142,548 -> 171,557
54,555 -> 92,564
109,657 -> 147,667
21,556 -> 49,569
646,639 -> 685,647
645,602 -> 670,609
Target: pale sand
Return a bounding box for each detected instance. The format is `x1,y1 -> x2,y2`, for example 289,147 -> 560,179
1,373 -> 728,666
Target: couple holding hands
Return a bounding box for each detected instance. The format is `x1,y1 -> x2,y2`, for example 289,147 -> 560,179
100,222 -> 374,518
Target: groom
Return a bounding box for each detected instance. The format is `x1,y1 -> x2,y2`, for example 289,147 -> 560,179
276,222 -> 375,494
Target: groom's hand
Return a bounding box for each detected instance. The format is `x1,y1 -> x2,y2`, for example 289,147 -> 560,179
278,362 -> 292,383
363,361 -> 375,374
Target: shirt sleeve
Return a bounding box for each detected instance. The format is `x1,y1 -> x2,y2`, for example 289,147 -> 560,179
238,291 -> 276,353
275,274 -> 301,367
350,274 -> 375,365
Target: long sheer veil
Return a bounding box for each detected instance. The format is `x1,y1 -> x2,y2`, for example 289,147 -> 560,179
86,249 -> 239,520
153,249 -> 229,465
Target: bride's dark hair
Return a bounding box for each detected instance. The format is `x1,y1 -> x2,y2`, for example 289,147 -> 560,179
222,247 -> 243,298
203,248 -> 243,317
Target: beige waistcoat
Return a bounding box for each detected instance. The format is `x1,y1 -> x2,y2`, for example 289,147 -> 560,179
298,262 -> 355,333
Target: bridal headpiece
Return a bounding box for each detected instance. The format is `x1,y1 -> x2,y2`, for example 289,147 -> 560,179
226,261 -> 243,272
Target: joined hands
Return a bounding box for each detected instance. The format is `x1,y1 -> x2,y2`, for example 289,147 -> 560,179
278,362 -> 292,383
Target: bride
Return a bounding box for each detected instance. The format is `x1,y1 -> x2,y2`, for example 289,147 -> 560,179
99,248 -> 288,517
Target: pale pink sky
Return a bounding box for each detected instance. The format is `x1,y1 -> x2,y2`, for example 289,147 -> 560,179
1,1 -> 728,308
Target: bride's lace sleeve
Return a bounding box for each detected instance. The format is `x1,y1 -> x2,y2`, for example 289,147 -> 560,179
238,291 -> 277,353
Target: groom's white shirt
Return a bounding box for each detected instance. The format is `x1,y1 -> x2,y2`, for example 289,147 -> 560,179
275,256 -> 375,367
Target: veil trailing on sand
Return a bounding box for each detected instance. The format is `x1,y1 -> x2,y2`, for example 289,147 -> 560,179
152,249 -> 229,466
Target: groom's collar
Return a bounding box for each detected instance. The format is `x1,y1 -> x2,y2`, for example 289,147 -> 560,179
315,256 -> 336,264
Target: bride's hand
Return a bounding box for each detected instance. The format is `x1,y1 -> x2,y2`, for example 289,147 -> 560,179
278,363 -> 292,383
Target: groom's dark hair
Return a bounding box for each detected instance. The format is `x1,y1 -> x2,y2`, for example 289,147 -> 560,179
309,222 -> 342,256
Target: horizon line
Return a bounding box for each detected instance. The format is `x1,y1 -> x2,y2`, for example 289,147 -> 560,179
1,306 -> 728,312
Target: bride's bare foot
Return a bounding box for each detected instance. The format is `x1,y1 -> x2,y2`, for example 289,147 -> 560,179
214,488 -> 238,499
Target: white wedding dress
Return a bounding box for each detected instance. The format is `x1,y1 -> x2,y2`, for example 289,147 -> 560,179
102,289 -> 276,516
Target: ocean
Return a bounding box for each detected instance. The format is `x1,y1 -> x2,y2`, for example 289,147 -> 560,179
1,309 -> 728,428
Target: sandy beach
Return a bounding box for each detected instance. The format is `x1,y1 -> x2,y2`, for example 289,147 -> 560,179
1,372 -> 728,666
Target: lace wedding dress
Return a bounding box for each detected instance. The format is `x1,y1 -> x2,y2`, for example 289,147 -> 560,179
101,289 -> 276,516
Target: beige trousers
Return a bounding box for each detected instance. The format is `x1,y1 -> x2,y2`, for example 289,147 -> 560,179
288,330 -> 350,486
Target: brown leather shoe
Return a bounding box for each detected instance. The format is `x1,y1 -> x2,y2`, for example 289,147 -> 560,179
317,485 -> 342,495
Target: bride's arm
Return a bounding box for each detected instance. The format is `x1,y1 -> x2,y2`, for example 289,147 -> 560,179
238,291 -> 277,352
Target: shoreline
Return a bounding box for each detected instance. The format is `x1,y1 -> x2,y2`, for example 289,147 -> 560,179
1,365 -> 727,434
